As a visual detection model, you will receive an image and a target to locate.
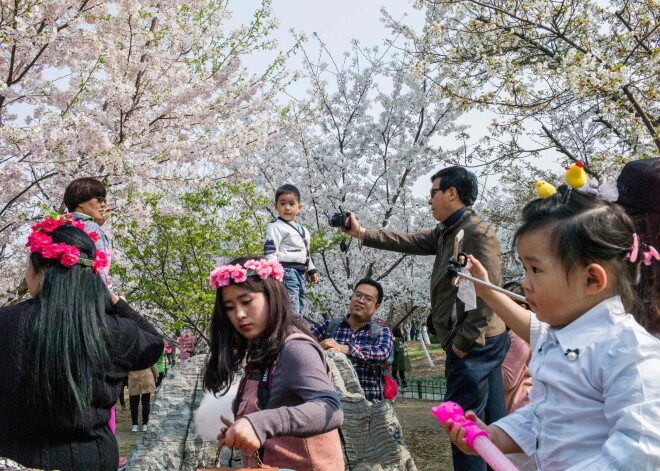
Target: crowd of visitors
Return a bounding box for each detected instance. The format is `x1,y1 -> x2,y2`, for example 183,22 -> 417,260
1,159 -> 658,471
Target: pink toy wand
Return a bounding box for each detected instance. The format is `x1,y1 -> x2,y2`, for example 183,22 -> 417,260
432,401 -> 519,471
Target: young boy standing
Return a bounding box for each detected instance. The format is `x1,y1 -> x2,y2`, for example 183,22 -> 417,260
264,184 -> 318,317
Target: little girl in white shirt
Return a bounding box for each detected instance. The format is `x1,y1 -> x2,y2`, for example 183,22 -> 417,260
445,185 -> 660,470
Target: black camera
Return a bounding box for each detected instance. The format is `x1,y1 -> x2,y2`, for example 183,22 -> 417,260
328,205 -> 351,228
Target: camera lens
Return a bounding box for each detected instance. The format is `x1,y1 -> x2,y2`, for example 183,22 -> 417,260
328,212 -> 346,228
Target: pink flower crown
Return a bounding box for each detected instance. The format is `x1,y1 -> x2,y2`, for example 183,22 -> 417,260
25,213 -> 110,274
209,259 -> 285,289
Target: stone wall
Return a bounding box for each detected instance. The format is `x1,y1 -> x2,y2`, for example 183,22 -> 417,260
128,352 -> 416,470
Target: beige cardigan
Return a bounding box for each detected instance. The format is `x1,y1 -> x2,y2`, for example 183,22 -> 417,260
127,364 -> 158,396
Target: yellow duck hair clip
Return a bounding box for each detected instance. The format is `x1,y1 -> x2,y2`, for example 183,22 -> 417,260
534,179 -> 557,199
564,162 -> 588,189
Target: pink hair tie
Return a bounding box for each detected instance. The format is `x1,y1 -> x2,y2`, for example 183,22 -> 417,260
626,233 -> 658,266
626,233 -> 640,263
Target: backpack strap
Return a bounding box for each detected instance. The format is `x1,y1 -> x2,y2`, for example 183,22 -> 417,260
369,320 -> 382,343
323,317 -> 344,340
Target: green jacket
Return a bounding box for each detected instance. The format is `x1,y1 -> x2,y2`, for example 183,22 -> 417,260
156,349 -> 167,373
363,208 -> 505,353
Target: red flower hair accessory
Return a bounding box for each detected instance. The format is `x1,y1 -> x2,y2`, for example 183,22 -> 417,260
25,213 -> 109,274
209,259 -> 285,289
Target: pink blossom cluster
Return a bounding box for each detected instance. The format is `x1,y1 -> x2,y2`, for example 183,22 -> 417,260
25,214 -> 109,274
209,259 -> 285,289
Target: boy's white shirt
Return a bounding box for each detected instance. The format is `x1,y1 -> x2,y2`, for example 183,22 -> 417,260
264,218 -> 316,273
495,296 -> 660,470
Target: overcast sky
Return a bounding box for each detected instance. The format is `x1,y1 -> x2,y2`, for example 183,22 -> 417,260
228,1 -> 559,197
230,0 -> 425,99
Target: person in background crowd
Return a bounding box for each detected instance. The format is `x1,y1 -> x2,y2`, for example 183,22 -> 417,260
311,279 -> 394,403
0,217 -> 162,470
616,158 -> 659,337
341,166 -> 508,470
128,364 -> 158,433
391,327 -> 412,388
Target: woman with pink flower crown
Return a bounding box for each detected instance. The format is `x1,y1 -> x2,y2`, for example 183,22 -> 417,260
0,214 -> 163,471
203,257 -> 344,470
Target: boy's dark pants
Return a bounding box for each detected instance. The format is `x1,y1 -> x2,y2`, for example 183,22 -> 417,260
444,331 -> 510,471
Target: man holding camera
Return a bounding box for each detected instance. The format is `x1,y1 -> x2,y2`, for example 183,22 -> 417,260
341,166 -> 509,471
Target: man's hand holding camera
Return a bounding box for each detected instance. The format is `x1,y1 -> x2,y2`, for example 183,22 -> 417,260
338,213 -> 365,240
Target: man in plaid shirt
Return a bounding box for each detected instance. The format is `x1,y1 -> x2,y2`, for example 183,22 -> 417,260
311,278 -> 394,402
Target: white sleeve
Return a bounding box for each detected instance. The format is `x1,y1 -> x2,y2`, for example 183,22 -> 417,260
529,311 -> 546,352
264,223 -> 282,261
492,403 -> 536,456
566,330 -> 660,470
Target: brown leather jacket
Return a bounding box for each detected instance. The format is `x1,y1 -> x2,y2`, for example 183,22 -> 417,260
363,208 -> 505,353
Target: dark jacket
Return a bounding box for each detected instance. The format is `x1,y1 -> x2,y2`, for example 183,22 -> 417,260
0,299 -> 163,470
363,208 -> 505,353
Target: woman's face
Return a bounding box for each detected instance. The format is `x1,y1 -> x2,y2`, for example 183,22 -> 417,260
221,284 -> 269,341
75,196 -> 108,225
25,261 -> 44,297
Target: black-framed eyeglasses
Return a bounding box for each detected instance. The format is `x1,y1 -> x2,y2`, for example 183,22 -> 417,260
429,187 -> 443,199
352,291 -> 375,304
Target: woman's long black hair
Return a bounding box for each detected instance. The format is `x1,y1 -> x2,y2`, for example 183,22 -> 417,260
22,224 -> 112,424
202,256 -> 310,396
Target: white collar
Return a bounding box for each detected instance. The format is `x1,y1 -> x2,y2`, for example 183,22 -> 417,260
552,296 -> 626,352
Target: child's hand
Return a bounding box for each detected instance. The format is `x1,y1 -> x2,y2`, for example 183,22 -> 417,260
309,273 -> 319,284
442,410 -> 484,456
466,254 -> 491,296
218,415 -> 261,454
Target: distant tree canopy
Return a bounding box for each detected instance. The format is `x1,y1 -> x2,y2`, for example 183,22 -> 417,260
112,181 -> 270,338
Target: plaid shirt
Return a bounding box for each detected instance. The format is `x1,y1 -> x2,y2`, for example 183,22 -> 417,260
311,316 -> 393,402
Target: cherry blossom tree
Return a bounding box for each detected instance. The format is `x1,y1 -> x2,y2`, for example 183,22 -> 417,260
390,0 -> 659,178
111,181 -> 270,338
0,0 -> 294,303
245,40 -> 466,322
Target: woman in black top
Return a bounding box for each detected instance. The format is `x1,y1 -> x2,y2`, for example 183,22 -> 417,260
0,216 -> 163,470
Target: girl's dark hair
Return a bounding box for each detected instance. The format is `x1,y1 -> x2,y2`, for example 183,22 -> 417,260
514,185 -> 641,312
63,177 -> 106,212
203,257 -> 310,395
23,224 -> 112,425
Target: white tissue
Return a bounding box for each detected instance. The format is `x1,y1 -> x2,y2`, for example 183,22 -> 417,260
456,263 -> 477,311
193,378 -> 241,441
